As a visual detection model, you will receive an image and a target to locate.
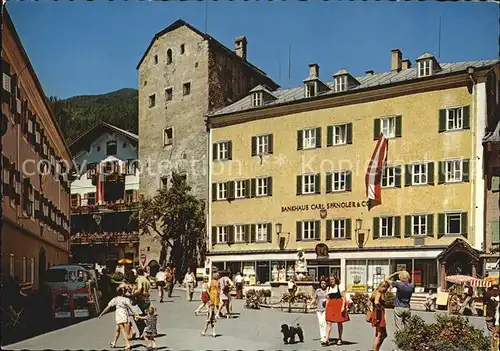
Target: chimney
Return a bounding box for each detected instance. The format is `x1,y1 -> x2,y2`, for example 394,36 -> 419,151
391,49 -> 402,72
309,63 -> 319,78
365,70 -> 374,76
401,59 -> 412,70
234,36 -> 247,61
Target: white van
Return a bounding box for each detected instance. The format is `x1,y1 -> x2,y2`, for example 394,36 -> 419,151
44,265 -> 90,291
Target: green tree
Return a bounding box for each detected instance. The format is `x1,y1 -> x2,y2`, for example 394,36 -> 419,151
136,172 -> 206,280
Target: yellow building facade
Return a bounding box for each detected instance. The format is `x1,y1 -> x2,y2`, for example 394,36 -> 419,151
206,51 -> 499,292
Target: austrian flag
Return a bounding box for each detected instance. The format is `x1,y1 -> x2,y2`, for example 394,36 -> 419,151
365,133 -> 388,210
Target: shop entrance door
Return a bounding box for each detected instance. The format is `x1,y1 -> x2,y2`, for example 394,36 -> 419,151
318,267 -> 329,280
330,267 -> 341,279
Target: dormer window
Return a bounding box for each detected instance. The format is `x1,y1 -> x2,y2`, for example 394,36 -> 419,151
252,92 -> 263,107
305,82 -> 316,98
335,75 -> 347,92
418,59 -> 432,77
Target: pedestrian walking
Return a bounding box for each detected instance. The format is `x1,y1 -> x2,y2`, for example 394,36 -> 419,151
184,268 -> 196,301
201,301 -> 217,337
209,272 -> 221,317
370,281 -> 391,351
99,287 -> 133,351
459,282 -> 478,316
309,278 -> 328,345
165,267 -> 175,298
324,276 -> 349,346
218,271 -> 233,318
387,271 -> 413,332
155,267 -> 167,303
234,272 -> 244,299
134,268 -> 151,312
119,282 -> 140,340
194,276 -> 210,316
135,306 -> 158,350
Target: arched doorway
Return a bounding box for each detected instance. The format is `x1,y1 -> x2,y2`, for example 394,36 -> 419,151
38,247 -> 46,288
148,260 -> 160,277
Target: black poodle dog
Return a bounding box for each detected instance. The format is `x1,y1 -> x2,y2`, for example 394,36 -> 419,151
280,323 -> 304,344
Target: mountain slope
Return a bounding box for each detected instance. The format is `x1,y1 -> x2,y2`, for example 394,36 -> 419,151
50,88 -> 138,144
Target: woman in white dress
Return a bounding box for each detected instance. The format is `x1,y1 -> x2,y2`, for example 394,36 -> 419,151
99,288 -> 134,350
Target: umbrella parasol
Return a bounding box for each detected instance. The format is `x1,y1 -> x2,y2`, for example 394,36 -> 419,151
446,274 -> 491,287
118,258 -> 133,265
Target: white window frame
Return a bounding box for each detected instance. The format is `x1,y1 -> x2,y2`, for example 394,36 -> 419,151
445,212 -> 462,235
22,257 -> 27,282
252,92 -> 262,107
445,159 -> 463,183
163,127 -> 173,146
303,128 -> 316,149
256,135 -> 269,155
332,171 -> 347,192
16,98 -> 21,114
234,225 -> 245,243
9,254 -> 14,276
3,73 -> 11,92
412,163 -> 428,185
381,117 -> 396,138
148,94 -> 156,108
332,219 -> 346,239
418,59 -> 432,77
333,124 -> 347,145
217,142 -> 229,160
217,182 -> 227,200
302,174 -> 315,194
412,215 -> 427,236
334,75 -> 347,92
217,226 -> 227,243
28,118 -> 33,134
380,216 -> 395,237
305,82 -> 316,98
235,180 -> 246,199
382,166 -> 396,188
27,186 -> 34,217
256,223 -> 268,242
30,258 -> 35,283
256,177 -> 268,196
302,221 -> 315,240
446,107 -> 463,131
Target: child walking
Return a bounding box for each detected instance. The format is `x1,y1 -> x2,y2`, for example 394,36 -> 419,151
98,287 -> 133,350
201,301 -> 217,337
136,306 -> 158,349
194,276 -> 210,316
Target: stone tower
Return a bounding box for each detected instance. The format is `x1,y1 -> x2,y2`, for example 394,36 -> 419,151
137,20 -> 278,267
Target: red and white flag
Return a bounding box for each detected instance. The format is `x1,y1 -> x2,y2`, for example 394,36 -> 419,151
365,133 -> 388,210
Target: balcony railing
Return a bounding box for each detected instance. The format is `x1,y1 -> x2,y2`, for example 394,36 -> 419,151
71,201 -> 139,215
71,231 -> 139,245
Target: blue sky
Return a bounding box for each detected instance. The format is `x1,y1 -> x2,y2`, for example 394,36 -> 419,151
6,1 -> 499,99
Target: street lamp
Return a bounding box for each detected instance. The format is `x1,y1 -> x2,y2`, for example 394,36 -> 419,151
275,223 -> 289,250
354,217 -> 370,249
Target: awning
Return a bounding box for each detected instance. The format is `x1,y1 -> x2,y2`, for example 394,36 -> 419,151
446,274 -> 491,287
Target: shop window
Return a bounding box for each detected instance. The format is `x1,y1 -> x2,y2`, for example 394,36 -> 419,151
256,261 -> 270,284
256,223 -> 268,242
217,226 -> 227,243
271,261 -> 286,282
234,180 -> 245,199
217,182 -> 227,200
234,225 -> 245,242
106,140 -> 117,156
367,260 -> 390,291
345,259 -> 367,292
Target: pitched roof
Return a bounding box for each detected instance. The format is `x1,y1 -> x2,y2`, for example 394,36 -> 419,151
69,121 -> 138,155
484,119 -> 500,143
417,52 -> 435,60
209,59 -> 499,117
136,19 -> 277,88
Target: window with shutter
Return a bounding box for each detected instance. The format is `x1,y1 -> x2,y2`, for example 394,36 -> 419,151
445,212 -> 462,235
256,177 -> 268,196
256,223 -> 268,242
301,221 -> 315,240
444,159 -> 463,183
332,219 -> 346,239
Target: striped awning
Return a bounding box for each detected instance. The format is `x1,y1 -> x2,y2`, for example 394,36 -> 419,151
446,274 -> 492,287
469,279 -> 492,288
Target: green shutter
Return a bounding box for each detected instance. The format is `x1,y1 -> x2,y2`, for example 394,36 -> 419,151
267,223 -> 272,243
405,165 -> 412,187
251,136 -> 257,156
345,219 -> 352,240
228,181 -> 235,200
346,123 -> 353,144
251,178 -> 256,198
427,162 -> 434,185
490,221 -> 499,244
405,215 -> 412,238
374,118 -> 381,140
296,221 -> 302,241
297,130 -> 303,150
227,141 -> 232,160
296,175 -> 302,195
267,177 -> 273,196
462,159 -> 470,182
212,226 -> 217,245
492,176 -> 500,192
461,212 -> 468,238
438,109 -> 447,133
251,224 -> 256,243
326,220 -> 332,240
326,173 -> 332,193
395,115 -> 402,138
316,127 -> 322,148
395,166 -> 402,188
462,106 -> 470,129
315,174 -> 321,194
427,214 -> 434,237
438,161 -> 445,184
268,134 -> 274,154
346,171 -> 352,191
373,217 -> 380,239
395,216 -> 401,238
212,183 -> 217,202
228,225 -> 235,244
245,224 -> 251,243
438,213 -> 445,238
315,220 -> 320,240
212,143 -> 218,160
327,126 -> 333,147
245,179 -> 251,198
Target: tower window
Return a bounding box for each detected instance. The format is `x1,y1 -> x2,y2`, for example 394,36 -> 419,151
183,82 -> 191,96
166,49 -> 172,65
148,94 -> 156,108
180,44 -> 185,55
154,55 -> 158,65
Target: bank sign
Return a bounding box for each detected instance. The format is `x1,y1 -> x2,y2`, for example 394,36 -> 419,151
281,200 -> 370,213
